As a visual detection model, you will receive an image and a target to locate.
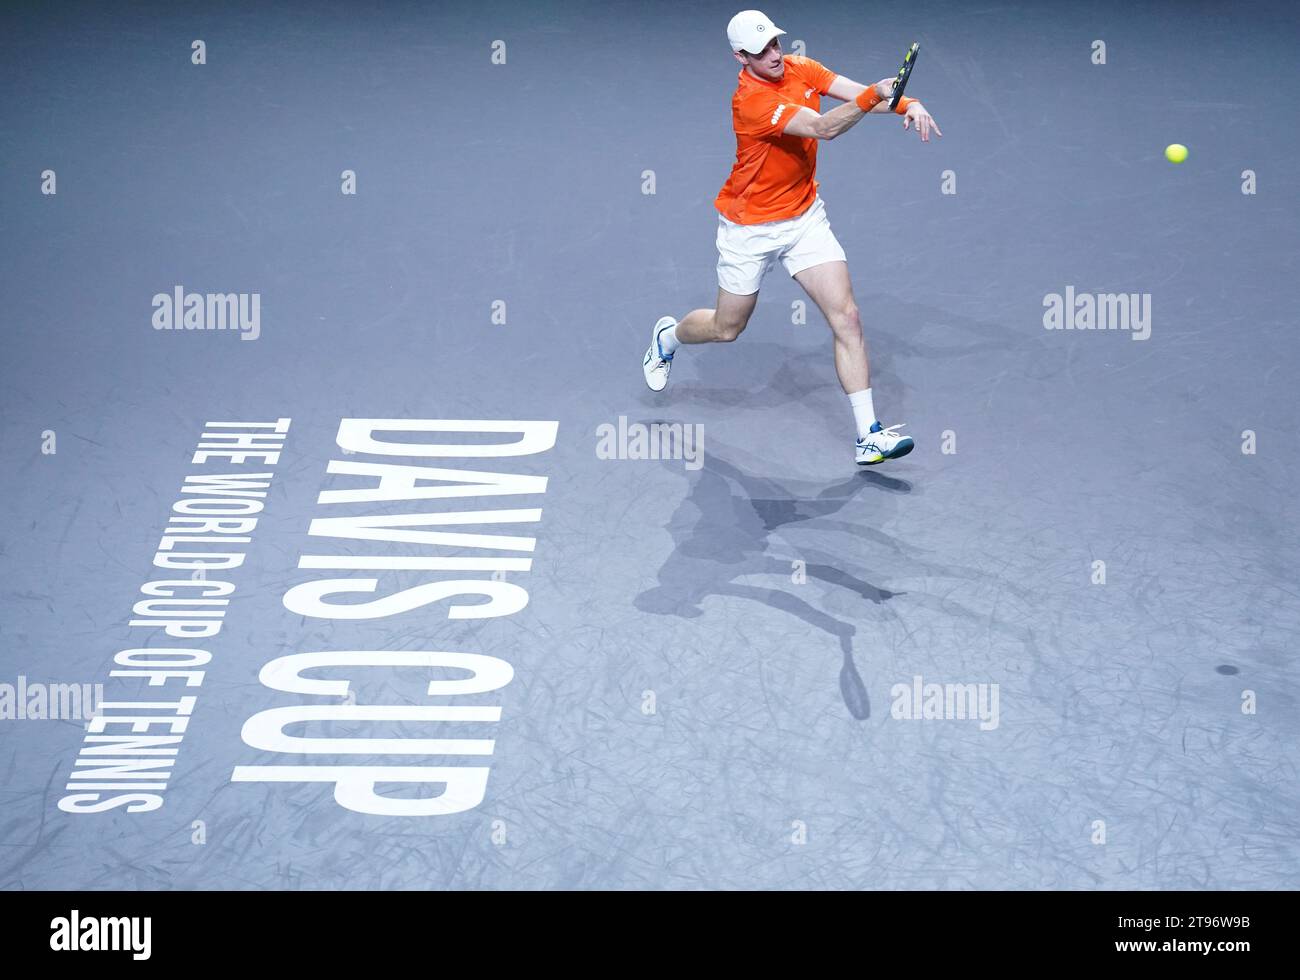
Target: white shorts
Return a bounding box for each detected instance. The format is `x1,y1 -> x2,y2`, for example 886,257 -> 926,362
715,195 -> 847,295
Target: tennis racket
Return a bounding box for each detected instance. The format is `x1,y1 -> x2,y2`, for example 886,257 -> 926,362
888,42 -> 919,110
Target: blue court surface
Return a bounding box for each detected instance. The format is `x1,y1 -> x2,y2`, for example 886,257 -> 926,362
2,0 -> 1298,889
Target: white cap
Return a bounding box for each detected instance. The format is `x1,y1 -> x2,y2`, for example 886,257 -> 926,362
727,10 -> 786,55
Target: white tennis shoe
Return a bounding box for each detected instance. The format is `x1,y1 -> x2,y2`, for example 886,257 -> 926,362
642,316 -> 676,392
856,421 -> 914,465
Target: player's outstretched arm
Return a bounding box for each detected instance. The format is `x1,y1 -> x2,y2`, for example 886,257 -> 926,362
827,74 -> 899,111
783,77 -> 897,141
825,74 -> 943,141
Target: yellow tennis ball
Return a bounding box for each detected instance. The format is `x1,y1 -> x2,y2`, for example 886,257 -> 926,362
1165,143 -> 1188,164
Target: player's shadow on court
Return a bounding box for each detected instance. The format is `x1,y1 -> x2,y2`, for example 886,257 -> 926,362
634,444 -> 912,720
634,299 -> 1046,719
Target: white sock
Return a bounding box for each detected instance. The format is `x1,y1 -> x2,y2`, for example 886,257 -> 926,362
657,323 -> 681,358
848,388 -> 877,440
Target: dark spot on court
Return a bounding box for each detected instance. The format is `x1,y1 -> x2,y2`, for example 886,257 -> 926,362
1215,664 -> 1240,675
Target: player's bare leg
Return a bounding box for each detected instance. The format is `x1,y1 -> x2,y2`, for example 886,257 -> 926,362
792,260 -> 869,392
793,259 -> 914,465
675,287 -> 759,343
643,287 -> 758,391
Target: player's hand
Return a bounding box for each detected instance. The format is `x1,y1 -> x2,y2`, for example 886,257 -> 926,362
872,77 -> 898,99
903,102 -> 941,141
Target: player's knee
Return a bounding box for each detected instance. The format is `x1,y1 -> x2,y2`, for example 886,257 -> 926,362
831,304 -> 863,340
713,313 -> 748,342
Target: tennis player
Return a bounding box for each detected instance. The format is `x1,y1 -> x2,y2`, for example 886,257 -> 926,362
642,9 -> 941,466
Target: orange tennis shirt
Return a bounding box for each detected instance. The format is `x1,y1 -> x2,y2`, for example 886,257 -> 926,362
714,54 -> 839,226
